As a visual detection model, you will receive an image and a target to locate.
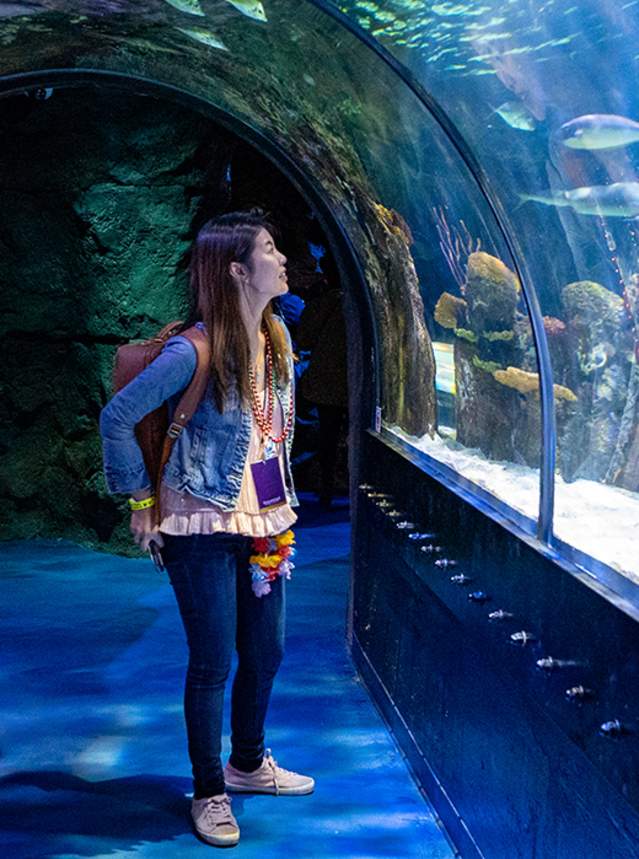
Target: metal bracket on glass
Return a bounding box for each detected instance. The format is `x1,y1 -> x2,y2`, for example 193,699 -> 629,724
435,558 -> 457,568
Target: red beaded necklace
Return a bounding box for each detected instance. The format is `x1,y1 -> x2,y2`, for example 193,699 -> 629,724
247,326 -> 295,445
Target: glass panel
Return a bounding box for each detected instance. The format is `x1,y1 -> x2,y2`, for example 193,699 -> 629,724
333,0 -> 639,582
0,0 -> 540,528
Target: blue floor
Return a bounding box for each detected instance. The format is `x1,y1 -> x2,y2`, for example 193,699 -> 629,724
0,495 -> 456,858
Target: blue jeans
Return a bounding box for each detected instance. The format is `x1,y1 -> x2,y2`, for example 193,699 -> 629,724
161,532 -> 286,798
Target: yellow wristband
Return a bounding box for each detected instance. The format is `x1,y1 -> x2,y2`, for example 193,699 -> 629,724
128,495 -> 156,511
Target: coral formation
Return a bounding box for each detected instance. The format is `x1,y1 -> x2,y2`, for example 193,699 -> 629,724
373,203 -> 414,244
483,329 -> 515,342
562,280 -> 625,333
493,366 -> 540,394
543,316 -> 566,337
471,356 -> 501,374
434,292 -> 467,330
493,367 -> 577,401
465,251 -> 520,334
432,206 -> 481,292
454,327 -> 478,343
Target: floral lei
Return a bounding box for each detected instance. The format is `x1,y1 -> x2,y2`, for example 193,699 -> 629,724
249,529 -> 296,597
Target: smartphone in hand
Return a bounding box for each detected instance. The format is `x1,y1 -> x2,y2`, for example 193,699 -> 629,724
148,541 -> 165,572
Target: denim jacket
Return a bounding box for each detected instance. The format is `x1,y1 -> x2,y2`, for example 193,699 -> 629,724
99,319 -> 299,511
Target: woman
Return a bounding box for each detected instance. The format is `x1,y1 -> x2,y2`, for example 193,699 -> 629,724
99,211 -> 315,849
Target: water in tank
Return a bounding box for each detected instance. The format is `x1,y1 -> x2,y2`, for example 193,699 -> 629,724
332,0 -> 639,585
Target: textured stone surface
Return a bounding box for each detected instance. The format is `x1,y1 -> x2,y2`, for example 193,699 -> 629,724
0,91 -> 222,555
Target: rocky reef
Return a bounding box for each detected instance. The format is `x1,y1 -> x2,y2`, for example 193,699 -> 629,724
433,239 -> 639,490
559,280 -> 634,485
434,249 -> 554,467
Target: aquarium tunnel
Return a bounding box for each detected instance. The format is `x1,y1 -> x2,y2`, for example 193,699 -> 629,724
1,1 -> 639,857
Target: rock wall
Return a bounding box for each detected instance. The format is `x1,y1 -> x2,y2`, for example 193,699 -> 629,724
0,89 -> 230,554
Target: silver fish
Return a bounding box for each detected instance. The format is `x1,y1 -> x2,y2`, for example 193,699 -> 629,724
225,0 -> 267,21
176,27 -> 229,51
488,609 -> 514,621
536,657 -> 582,671
510,631 -> 536,645
520,182 -> 639,218
164,0 -> 206,15
495,100 -> 537,132
451,574 -> 473,585
560,114 -> 639,150
565,685 -> 594,701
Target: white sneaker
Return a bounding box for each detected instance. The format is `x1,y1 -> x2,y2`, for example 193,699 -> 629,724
224,748 -> 315,796
191,792 -> 240,847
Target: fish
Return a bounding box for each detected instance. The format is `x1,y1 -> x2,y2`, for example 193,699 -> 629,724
565,685 -> 594,701
488,609 -> 514,621
520,182 -> 639,218
559,114 -> 639,150
450,574 -> 473,584
510,631 -> 536,645
163,0 -> 206,15
224,0 -> 267,21
408,532 -> 438,541
536,657 -> 583,671
175,27 -> 229,51
494,100 -> 537,131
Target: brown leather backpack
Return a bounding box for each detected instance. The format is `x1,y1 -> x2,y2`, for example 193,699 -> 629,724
112,320 -> 210,526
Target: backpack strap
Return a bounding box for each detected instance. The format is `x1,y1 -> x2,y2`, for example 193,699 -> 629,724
167,327 -> 211,437
152,325 -> 211,527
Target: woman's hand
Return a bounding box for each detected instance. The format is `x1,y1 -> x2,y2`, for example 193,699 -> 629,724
130,507 -> 165,552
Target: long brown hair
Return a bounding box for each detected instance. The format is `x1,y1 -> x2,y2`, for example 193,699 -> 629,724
187,210 -> 291,413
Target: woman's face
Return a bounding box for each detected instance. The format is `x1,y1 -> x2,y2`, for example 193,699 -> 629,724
245,228 -> 288,298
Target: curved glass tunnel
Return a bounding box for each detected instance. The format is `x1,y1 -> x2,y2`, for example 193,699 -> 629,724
1,0 -> 637,587
1,2 -> 639,858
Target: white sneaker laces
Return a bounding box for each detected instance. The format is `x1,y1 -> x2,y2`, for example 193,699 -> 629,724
264,748 -> 295,795
203,794 -> 235,828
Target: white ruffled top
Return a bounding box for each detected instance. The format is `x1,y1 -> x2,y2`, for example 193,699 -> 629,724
159,385 -> 297,538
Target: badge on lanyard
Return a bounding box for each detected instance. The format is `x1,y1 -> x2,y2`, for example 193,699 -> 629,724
250,451 -> 286,511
